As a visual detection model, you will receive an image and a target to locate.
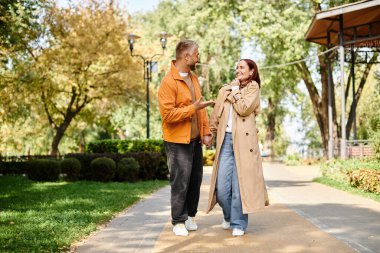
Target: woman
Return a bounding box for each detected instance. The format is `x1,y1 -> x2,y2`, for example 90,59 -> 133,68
207,59 -> 269,236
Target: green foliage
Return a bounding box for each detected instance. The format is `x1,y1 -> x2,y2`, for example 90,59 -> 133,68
203,149 -> 215,166
349,169 -> 380,194
370,130 -> 380,160
0,175 -> 167,252
28,159 -> 61,181
116,157 -> 140,182
0,0 -> 45,51
139,0 -> 242,99
284,153 -> 302,166
86,139 -> 168,179
90,157 -> 116,182
320,159 -> 380,185
61,158 -> 81,181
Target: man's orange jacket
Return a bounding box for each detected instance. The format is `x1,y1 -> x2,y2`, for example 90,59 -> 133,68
158,61 -> 211,143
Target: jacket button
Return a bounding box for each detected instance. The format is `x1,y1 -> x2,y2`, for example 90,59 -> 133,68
242,119 -> 245,122
246,133 -> 249,136
250,149 -> 253,152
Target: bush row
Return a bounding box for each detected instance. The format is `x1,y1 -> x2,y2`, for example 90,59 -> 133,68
85,139 -> 168,179
0,151 -> 163,182
66,152 -> 162,180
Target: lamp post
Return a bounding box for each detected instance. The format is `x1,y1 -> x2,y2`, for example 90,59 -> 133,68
128,32 -> 172,139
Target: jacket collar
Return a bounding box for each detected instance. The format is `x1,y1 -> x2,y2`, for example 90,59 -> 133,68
171,60 -> 196,81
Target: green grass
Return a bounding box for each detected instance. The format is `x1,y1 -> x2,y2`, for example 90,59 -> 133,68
0,176 -> 168,253
314,176 -> 380,203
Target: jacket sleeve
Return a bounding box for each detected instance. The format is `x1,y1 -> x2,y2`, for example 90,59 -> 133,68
226,81 -> 260,117
201,108 -> 211,136
209,88 -> 224,135
158,78 -> 196,123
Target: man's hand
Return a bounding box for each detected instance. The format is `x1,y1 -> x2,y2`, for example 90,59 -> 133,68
203,135 -> 213,149
194,96 -> 215,110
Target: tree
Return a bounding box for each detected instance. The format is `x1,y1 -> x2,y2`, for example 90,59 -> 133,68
139,0 -> 243,98
25,0 -> 143,155
240,0 -> 378,157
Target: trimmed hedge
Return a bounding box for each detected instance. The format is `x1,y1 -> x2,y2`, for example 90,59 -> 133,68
28,159 -> 61,182
85,139 -> 168,179
90,157 -> 116,182
65,152 -> 161,181
0,161 -> 29,175
61,158 -> 81,181
117,157 -> 140,182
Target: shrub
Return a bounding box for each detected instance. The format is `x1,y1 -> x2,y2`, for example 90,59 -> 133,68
66,152 -> 161,181
116,157 -> 140,182
284,153 -> 301,166
203,149 -> 216,166
61,158 -> 81,181
85,139 -> 168,179
28,159 -> 61,181
90,157 -> 116,182
349,169 -> 380,194
0,161 -> 29,175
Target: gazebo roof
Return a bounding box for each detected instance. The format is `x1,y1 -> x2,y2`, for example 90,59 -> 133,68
305,0 -> 380,46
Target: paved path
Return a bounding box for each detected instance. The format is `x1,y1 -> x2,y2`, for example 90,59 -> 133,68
74,162 -> 380,253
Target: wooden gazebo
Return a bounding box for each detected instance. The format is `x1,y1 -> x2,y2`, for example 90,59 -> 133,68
305,0 -> 380,159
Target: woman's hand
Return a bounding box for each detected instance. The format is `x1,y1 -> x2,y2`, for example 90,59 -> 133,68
231,79 -> 240,87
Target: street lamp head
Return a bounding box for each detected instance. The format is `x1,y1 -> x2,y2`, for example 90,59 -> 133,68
157,32 -> 172,50
127,33 -> 141,53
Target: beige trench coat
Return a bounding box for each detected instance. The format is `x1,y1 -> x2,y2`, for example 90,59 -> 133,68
207,81 -> 269,214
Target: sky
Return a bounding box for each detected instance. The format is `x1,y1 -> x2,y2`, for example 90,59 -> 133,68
123,0 -> 160,13
57,0 -> 160,13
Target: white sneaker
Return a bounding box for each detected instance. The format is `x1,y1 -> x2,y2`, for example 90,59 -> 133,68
173,224 -> 189,236
222,219 -> 230,229
185,216 -> 198,231
232,228 -> 245,236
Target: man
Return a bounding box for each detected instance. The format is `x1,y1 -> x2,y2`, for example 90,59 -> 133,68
158,40 -> 214,236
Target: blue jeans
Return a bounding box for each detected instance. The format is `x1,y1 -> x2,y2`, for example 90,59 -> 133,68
216,132 -> 248,230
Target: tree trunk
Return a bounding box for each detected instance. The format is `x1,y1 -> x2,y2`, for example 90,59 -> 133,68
265,98 -> 276,161
346,53 -> 378,138
50,114 -> 75,156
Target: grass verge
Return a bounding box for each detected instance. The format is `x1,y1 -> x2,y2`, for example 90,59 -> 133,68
0,176 -> 168,253
313,176 -> 380,203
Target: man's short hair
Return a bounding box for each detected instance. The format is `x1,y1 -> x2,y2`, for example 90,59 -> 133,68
175,39 -> 198,59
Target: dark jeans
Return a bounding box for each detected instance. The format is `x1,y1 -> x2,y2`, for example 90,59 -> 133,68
164,140 -> 203,225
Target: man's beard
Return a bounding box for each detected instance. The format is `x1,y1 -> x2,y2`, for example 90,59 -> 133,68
189,62 -> 196,71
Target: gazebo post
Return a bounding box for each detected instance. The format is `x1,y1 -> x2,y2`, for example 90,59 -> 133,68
339,14 -> 346,159
327,31 -> 334,159
350,45 -> 357,141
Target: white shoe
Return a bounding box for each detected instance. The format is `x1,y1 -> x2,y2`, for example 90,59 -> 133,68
185,216 -> 198,231
173,224 -> 189,236
232,228 -> 245,236
222,219 -> 230,229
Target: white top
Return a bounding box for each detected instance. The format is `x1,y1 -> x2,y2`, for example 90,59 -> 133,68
179,72 -> 189,77
225,86 -> 239,133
